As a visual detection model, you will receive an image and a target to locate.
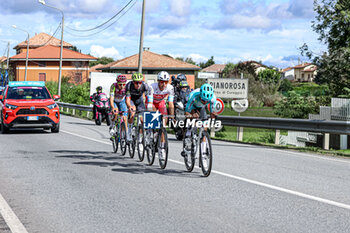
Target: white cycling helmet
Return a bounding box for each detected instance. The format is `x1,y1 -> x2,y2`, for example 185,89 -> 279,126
157,71 -> 170,81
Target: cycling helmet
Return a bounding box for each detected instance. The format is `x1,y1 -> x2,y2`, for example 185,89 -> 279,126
177,73 -> 187,81
132,72 -> 144,82
200,84 -> 214,102
179,81 -> 189,88
157,71 -> 170,81
117,75 -> 127,83
96,86 -> 102,92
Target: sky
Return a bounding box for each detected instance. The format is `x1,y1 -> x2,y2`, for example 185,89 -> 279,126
0,0 -> 326,68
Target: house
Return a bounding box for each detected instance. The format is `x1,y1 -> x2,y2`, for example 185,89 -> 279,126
242,61 -> 268,74
0,56 -> 7,69
282,63 -> 317,82
292,63 -> 317,82
281,67 -> 294,81
13,32 -> 73,55
98,50 -> 200,89
10,45 -> 96,82
90,64 -> 104,73
201,64 -> 226,78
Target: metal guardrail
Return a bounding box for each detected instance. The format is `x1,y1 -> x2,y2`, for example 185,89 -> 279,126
58,102 -> 350,135
58,102 -> 92,112
218,115 -> 350,135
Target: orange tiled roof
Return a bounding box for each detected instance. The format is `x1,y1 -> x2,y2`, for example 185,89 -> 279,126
242,60 -> 268,68
14,32 -> 72,49
282,67 -> 292,72
292,63 -> 312,69
90,64 -> 104,72
0,56 -> 7,63
100,51 -> 200,70
304,67 -> 317,72
10,45 -> 96,60
202,64 -> 226,73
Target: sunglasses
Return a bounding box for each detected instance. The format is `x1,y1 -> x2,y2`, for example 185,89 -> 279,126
159,81 -> 168,84
134,81 -> 142,85
118,83 -> 126,87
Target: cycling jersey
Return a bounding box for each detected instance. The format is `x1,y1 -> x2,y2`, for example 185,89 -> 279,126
125,81 -> 150,111
185,88 -> 216,113
148,83 -> 174,104
110,83 -> 126,103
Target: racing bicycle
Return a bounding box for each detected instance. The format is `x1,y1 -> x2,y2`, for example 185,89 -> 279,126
182,117 -> 213,177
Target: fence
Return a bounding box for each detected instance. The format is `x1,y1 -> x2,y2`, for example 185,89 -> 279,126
58,102 -> 350,150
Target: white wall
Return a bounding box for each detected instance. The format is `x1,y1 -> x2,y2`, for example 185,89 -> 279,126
90,72 -> 120,97
90,72 -> 158,97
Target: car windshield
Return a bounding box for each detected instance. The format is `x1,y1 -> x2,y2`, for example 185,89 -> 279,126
6,86 -> 51,100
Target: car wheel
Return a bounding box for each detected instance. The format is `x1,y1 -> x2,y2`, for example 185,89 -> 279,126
51,123 -> 60,133
1,121 -> 10,134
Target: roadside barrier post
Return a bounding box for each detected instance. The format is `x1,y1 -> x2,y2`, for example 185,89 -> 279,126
275,129 -> 280,144
323,133 -> 330,150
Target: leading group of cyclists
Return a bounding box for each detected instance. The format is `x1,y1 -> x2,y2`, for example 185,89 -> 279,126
93,71 -> 218,176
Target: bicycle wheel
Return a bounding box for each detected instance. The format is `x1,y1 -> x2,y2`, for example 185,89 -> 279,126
112,124 -> 119,153
158,128 -> 168,169
183,128 -> 195,172
120,122 -> 127,156
137,123 -> 145,162
128,125 -> 136,158
199,131 -> 213,177
146,130 -> 156,165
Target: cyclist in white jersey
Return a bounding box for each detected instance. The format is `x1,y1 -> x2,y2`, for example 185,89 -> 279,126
147,71 -> 175,123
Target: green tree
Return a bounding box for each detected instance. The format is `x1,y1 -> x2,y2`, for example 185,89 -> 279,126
257,69 -> 281,85
300,0 -> 350,97
89,56 -> 115,67
274,91 -> 319,119
70,46 -> 81,53
199,56 -> 215,69
221,62 -> 236,78
185,57 -> 196,65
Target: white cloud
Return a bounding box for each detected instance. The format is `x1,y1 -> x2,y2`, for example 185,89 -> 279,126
188,53 -> 207,63
90,45 -> 123,60
168,53 -> 184,59
170,0 -> 191,17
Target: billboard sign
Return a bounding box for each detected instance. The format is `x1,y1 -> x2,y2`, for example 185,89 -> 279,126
208,78 -> 248,99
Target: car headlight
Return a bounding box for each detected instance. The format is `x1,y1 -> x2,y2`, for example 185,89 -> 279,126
47,103 -> 58,109
5,103 -> 18,110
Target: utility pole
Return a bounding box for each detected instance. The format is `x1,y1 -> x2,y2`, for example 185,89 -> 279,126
6,42 -> 9,69
58,14 -> 64,97
137,0 -> 146,73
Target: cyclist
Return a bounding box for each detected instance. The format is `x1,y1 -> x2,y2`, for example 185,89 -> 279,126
174,80 -> 191,104
90,86 -> 103,119
147,71 -> 175,160
147,71 -> 175,123
125,72 -> 151,141
109,75 -> 128,135
182,83 -> 217,157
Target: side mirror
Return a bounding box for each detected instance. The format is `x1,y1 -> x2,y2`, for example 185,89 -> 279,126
53,95 -> 60,101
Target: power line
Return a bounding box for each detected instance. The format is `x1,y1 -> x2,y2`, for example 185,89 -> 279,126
65,0 -> 137,38
66,0 -> 135,32
39,22 -> 62,47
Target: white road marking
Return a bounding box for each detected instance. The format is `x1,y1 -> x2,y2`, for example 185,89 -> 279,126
0,193 -> 28,233
62,130 -> 350,211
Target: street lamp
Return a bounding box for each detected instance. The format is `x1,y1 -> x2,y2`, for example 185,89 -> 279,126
12,25 -> 29,81
38,0 -> 64,97
137,0 -> 146,73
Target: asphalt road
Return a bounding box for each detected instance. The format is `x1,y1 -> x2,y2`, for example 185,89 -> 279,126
0,115 -> 349,233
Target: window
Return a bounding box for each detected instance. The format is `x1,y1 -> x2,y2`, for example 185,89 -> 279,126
74,72 -> 82,83
39,73 -> 46,81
